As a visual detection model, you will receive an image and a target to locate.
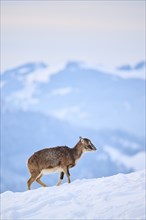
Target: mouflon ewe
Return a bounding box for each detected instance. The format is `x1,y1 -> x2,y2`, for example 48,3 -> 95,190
27,137 -> 96,190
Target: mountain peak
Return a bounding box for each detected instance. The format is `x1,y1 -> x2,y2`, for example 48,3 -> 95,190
2,62 -> 48,76
117,61 -> 146,71
65,61 -> 83,71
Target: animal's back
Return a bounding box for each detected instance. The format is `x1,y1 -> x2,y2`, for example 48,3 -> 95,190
27,146 -> 74,171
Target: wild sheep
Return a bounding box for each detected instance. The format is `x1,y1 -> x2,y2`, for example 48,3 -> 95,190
27,136 -> 96,190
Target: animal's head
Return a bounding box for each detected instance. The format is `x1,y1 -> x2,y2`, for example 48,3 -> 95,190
79,136 -> 96,152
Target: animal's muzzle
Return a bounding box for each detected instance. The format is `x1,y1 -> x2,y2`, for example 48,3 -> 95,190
88,145 -> 96,151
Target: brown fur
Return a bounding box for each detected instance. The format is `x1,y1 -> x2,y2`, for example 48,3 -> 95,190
27,137 -> 96,190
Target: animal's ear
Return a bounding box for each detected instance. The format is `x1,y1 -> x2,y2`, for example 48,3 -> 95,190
79,136 -> 84,143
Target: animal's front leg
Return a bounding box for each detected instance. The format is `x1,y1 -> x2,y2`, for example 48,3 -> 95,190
57,172 -> 64,186
63,167 -> 71,184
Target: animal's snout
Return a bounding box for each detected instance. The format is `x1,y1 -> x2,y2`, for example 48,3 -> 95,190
88,144 -> 96,151
92,145 -> 97,151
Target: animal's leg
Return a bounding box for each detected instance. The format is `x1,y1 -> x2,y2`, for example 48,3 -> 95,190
27,171 -> 40,190
36,174 -> 47,187
57,172 -> 64,186
63,167 -> 71,184
27,176 -> 36,190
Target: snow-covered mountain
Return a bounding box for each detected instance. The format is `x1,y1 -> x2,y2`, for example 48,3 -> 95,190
1,170 -> 145,220
117,61 -> 146,71
1,60 -> 145,136
1,61 -> 145,192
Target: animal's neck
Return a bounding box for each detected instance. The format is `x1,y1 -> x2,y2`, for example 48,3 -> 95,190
72,141 -> 84,160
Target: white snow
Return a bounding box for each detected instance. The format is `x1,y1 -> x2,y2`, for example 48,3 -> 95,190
94,65 -> 145,80
1,170 -> 145,220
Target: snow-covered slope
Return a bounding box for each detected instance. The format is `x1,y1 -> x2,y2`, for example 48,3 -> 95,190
1,170 -> 145,220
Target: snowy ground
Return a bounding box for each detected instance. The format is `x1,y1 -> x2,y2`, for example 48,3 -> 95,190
1,170 -> 145,220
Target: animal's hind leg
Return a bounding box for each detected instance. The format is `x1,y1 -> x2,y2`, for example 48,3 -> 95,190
36,175 -> 47,187
27,171 -> 40,190
57,172 -> 64,186
27,176 -> 36,190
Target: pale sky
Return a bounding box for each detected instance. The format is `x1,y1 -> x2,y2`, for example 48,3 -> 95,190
1,1 -> 145,71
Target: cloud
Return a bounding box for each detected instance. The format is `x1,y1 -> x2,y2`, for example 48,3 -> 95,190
104,145 -> 146,170
26,63 -> 65,84
51,106 -> 88,121
51,87 -> 73,96
6,84 -> 39,110
6,64 -> 67,110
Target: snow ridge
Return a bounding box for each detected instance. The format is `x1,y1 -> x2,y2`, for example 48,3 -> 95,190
1,170 -> 145,220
